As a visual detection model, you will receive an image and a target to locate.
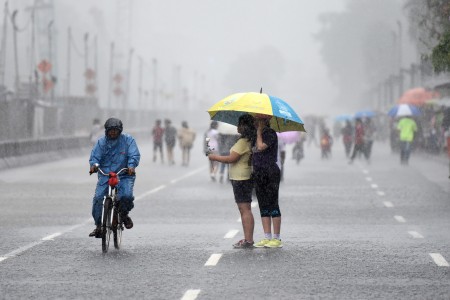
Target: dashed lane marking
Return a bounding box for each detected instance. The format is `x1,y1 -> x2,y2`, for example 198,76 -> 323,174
362,170 -> 369,174
0,167 -> 206,263
429,253 -> 449,267
205,253 -> 222,266
365,177 -> 372,182
377,191 -> 385,196
370,183 -> 378,189
408,231 -> 424,239
224,230 -> 239,239
181,289 -> 201,300
394,215 -> 406,223
42,232 -> 62,241
383,201 -> 394,208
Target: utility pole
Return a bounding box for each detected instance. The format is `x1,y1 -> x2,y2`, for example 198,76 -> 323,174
11,10 -> 20,95
0,1 -> 9,88
84,32 -> 89,97
125,47 -> 134,108
397,20 -> 403,96
138,56 -> 143,108
48,20 -> 54,103
66,27 -> 71,96
108,42 -> 114,109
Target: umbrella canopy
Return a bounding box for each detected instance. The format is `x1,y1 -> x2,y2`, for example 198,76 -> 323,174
388,104 -> 420,117
334,114 -> 354,122
277,131 -> 300,144
207,92 -> 306,132
354,110 -> 375,118
397,87 -> 439,106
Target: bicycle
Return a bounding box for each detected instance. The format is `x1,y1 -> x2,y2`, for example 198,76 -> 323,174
92,166 -> 129,253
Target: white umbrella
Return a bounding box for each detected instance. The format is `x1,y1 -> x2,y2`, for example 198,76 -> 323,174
217,121 -> 238,135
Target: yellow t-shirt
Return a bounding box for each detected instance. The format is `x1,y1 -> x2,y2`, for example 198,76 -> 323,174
229,138 -> 252,180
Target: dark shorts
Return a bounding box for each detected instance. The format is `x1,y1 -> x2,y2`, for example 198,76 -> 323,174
231,179 -> 253,203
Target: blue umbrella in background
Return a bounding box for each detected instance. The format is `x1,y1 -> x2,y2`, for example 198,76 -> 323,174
354,110 -> 376,118
334,114 -> 354,122
387,104 -> 421,117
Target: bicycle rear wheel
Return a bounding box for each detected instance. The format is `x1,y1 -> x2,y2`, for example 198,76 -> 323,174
112,206 -> 123,249
101,197 -> 113,253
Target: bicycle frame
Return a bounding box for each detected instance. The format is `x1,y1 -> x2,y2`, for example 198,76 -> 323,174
96,167 -> 128,253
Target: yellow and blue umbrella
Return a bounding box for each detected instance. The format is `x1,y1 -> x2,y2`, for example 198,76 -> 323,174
207,92 -> 306,132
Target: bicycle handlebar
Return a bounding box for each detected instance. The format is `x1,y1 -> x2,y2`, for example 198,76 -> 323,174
96,167 -> 129,176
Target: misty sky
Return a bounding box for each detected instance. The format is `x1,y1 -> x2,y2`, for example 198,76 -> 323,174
6,0 -> 347,117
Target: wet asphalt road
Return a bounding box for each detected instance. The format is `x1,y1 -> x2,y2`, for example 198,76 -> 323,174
0,137 -> 449,299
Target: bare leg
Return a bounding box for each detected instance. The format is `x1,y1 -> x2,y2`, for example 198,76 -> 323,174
237,203 -> 254,242
272,216 -> 281,235
261,216 -> 271,235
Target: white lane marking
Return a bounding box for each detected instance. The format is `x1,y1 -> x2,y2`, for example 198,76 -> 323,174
429,253 -> 450,267
370,183 -> 378,189
135,185 -> 167,201
181,289 -> 201,300
408,231 -> 424,239
394,215 -> 406,223
362,170 -> 369,174
205,253 -> 222,266
383,201 -> 394,208
0,167 -> 205,263
224,230 -> 239,239
42,232 -> 62,241
377,191 -> 385,196
251,202 -> 257,208
365,177 -> 372,182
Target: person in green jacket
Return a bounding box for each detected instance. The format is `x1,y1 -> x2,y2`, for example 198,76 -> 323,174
397,116 -> 417,165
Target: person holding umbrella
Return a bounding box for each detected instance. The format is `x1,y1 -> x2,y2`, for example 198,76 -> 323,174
252,113 -> 283,248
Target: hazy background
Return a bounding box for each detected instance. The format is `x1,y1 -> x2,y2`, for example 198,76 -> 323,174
2,0 -> 420,120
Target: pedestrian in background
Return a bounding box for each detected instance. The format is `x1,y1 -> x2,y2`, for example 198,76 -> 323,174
397,116 -> 418,165
208,114 -> 256,248
164,119 -> 177,165
252,114 -> 283,248
178,121 -> 196,166
89,118 -> 103,145
349,118 -> 365,164
363,118 -> 376,163
443,107 -> 450,179
204,121 -> 220,181
151,119 -> 164,163
341,120 -> 353,158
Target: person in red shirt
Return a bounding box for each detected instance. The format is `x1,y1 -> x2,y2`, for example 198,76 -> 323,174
349,118 -> 365,164
152,119 -> 165,163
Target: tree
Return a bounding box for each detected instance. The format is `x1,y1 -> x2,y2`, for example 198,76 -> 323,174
405,0 -> 450,73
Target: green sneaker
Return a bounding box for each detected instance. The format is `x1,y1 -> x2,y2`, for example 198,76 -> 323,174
265,238 -> 283,248
254,239 -> 270,248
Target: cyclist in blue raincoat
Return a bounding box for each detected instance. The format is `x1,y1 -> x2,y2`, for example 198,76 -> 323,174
88,117 -> 141,237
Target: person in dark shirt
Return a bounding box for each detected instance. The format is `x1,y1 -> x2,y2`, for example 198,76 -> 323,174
252,114 -> 283,248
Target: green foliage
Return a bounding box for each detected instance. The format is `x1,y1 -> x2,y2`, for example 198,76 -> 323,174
431,30 -> 450,73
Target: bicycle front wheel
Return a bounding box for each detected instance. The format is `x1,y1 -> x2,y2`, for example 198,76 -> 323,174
101,197 -> 113,253
112,206 -> 123,249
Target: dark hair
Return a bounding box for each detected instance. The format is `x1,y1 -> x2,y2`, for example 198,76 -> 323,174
210,121 -> 218,129
238,114 -> 256,144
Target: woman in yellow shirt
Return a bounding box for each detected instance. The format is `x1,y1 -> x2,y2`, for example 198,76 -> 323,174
208,114 -> 256,248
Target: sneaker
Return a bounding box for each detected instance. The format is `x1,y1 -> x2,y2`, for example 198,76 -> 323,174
89,226 -> 101,238
123,215 -> 133,229
265,238 -> 283,248
233,239 -> 254,249
254,239 -> 270,248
